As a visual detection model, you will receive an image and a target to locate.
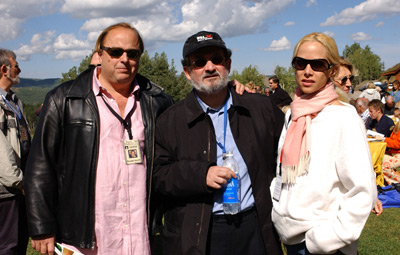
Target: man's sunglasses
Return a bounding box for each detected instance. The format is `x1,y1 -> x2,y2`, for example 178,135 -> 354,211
191,55 -> 225,68
100,46 -> 141,59
339,75 -> 354,84
291,56 -> 332,72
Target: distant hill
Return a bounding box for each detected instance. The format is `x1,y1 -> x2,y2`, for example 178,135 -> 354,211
18,78 -> 61,88
13,78 -> 61,104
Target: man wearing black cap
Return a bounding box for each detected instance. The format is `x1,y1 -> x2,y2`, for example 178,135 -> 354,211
153,31 -> 284,255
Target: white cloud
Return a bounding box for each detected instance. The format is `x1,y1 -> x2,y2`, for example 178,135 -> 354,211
0,0 -> 60,42
284,21 -> 295,26
323,31 -> 335,37
265,36 -> 291,51
376,21 -> 384,27
321,0 -> 400,26
350,32 -> 372,41
13,0 -> 299,61
306,0 -> 317,7
15,31 -> 90,61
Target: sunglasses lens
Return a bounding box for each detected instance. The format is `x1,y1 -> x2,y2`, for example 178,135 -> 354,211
192,55 -> 225,68
310,59 -> 329,71
341,75 -> 355,84
211,55 -> 224,65
193,58 -> 207,68
126,50 -> 140,59
109,48 -> 124,58
292,57 -> 307,70
292,57 -> 330,71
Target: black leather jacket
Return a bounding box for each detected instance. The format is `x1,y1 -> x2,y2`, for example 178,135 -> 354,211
24,68 -> 173,249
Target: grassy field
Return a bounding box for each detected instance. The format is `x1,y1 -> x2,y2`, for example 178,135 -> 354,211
26,208 -> 399,255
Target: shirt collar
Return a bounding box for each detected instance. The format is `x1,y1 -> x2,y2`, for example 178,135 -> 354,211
195,90 -> 232,114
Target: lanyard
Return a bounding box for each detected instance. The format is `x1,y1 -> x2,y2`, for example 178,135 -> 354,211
1,95 -> 21,120
216,101 -> 228,154
100,96 -> 135,140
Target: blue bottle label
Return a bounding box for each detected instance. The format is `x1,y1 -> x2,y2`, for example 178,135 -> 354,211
223,178 -> 239,203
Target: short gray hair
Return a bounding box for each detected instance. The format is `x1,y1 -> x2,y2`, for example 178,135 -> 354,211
0,48 -> 17,67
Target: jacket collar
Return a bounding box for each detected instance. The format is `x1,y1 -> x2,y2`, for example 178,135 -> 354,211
184,85 -> 249,125
64,67 -> 164,99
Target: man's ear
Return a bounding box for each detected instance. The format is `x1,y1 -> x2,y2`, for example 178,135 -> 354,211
0,65 -> 8,76
183,66 -> 191,81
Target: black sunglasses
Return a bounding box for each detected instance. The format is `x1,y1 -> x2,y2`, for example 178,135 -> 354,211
292,56 -> 332,72
191,55 -> 225,68
100,46 -> 141,59
340,75 -> 354,84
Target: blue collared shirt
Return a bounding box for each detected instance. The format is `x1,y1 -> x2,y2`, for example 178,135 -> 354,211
195,91 -> 255,214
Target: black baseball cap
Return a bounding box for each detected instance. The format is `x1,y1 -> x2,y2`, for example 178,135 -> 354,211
182,31 -> 227,58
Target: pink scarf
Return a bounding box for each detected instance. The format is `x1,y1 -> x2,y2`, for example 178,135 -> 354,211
281,82 -> 338,183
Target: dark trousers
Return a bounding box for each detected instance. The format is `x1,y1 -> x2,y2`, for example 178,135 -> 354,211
206,207 -> 267,255
0,195 -> 28,255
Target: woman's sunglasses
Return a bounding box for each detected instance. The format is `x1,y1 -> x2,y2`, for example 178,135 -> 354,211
191,55 -> 225,68
100,46 -> 141,59
339,75 -> 354,84
292,56 -> 332,72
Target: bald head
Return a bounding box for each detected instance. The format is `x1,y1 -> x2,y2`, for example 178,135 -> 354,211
386,95 -> 395,108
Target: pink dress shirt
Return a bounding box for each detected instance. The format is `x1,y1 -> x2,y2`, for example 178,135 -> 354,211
64,67 -> 150,254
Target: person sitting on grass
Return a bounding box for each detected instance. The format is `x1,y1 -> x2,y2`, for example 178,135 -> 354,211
367,99 -> 394,137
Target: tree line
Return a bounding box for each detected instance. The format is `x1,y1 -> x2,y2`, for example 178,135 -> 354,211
21,42 -> 385,133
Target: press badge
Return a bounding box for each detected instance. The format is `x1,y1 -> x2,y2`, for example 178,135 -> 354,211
123,139 -> 143,164
273,175 -> 282,202
19,125 -> 29,142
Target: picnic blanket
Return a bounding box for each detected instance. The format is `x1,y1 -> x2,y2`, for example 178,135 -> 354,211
377,184 -> 400,208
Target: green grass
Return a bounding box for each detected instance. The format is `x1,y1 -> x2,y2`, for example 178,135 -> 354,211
358,208 -> 400,255
26,208 -> 400,255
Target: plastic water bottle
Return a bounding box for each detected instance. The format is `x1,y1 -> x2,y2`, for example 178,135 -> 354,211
222,151 -> 241,215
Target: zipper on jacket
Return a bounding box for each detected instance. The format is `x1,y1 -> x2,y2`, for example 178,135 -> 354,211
86,98 -> 99,249
197,115 -> 212,246
147,96 -> 154,230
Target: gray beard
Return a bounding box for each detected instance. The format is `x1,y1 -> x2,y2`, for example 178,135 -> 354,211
7,73 -> 20,85
189,70 -> 228,94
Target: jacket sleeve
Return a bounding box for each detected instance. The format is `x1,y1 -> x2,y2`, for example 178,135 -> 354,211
24,92 -> 62,237
306,111 -> 377,254
0,130 -> 23,189
385,131 -> 400,149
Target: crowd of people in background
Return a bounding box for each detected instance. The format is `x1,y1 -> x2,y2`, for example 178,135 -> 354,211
0,22 -> 397,255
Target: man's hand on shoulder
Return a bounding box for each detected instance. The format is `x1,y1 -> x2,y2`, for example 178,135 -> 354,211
31,234 -> 56,255
229,79 -> 254,95
206,166 -> 237,189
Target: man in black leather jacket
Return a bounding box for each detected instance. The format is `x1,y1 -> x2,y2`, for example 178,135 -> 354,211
24,23 -> 173,254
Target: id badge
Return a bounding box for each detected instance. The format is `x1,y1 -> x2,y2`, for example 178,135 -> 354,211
19,125 -> 29,142
273,175 -> 282,202
123,139 -> 143,164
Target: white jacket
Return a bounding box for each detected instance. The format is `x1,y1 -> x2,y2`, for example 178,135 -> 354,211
271,103 -> 377,255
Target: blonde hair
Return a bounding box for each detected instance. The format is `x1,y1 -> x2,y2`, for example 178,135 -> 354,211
366,82 -> 376,89
292,32 -> 340,77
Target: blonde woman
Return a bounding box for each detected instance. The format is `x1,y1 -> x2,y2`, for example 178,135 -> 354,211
359,82 -> 380,101
270,33 -> 376,255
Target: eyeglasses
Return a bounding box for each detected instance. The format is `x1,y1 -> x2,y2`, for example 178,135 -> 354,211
191,55 -> 225,68
339,75 -> 354,84
6,65 -> 20,70
291,57 -> 332,72
100,46 -> 141,59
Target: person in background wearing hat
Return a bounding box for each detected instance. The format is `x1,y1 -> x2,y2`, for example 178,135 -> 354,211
153,31 -> 284,255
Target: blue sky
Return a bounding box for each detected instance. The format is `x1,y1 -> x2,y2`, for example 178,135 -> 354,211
1,0 -> 399,79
